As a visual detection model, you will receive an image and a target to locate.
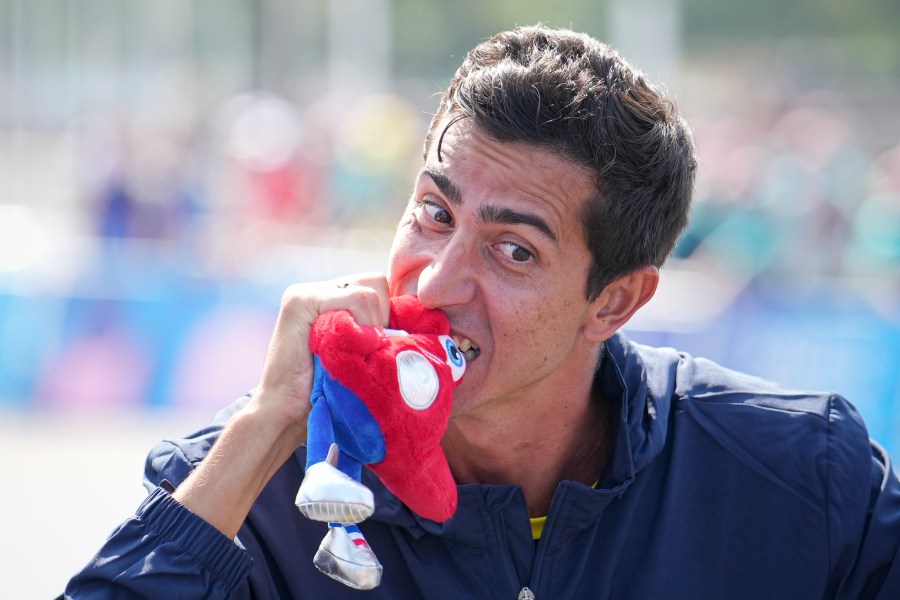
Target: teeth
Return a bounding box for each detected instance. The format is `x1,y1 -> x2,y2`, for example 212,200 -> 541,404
452,335 -> 479,359
463,347 -> 480,361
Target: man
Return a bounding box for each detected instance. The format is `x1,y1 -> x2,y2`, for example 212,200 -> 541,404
64,25 -> 900,599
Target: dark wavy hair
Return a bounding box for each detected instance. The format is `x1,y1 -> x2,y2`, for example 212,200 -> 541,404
424,25 -> 697,300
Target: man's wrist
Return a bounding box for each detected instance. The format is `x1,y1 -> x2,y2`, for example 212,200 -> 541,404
237,389 -> 309,455
171,397 -> 306,538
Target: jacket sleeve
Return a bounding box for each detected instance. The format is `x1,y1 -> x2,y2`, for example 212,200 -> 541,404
827,395 -> 900,599
63,486 -> 253,599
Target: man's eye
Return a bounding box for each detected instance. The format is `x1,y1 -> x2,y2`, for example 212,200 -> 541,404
497,242 -> 533,263
423,201 -> 453,225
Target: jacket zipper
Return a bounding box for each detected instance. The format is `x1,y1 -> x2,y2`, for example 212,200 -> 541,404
499,510 -> 536,600
523,485 -> 564,600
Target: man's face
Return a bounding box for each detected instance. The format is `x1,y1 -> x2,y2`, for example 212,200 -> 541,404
388,119 -> 601,418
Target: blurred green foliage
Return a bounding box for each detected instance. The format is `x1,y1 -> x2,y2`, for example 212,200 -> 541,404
388,0 -> 900,81
684,0 -> 899,41
391,0 -> 610,80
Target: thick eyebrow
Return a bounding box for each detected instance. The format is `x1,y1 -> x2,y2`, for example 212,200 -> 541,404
421,166 -> 558,244
422,167 -> 462,206
478,205 -> 558,245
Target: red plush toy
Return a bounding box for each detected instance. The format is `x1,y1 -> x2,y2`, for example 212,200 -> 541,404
294,294 -> 465,589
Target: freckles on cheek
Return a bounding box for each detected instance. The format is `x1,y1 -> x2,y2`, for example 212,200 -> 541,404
527,298 -> 568,343
505,308 -> 540,343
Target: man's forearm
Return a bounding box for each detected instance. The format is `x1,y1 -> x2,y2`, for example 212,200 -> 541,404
173,400 -> 307,539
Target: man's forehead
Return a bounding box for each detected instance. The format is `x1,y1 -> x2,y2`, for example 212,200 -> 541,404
422,123 -> 596,207
427,113 -> 474,163
427,117 -> 588,180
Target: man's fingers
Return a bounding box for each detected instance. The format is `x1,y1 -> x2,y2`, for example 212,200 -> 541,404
325,273 -> 390,327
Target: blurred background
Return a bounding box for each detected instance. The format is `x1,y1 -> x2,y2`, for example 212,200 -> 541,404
2,0 -> 899,595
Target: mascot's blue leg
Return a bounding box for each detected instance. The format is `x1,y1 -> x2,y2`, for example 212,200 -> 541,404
305,395 -> 335,469
305,356 -> 335,468
336,448 -> 362,483
306,357 -> 364,480
296,356 -> 375,525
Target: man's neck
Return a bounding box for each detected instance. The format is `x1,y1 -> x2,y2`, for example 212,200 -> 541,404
442,378 -> 611,518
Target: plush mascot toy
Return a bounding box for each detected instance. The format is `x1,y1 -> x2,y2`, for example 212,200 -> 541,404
294,294 -> 465,590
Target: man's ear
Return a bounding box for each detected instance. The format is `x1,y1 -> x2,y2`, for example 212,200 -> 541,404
583,266 -> 659,343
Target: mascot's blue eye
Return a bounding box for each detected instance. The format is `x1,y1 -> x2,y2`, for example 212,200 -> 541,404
445,338 -> 464,367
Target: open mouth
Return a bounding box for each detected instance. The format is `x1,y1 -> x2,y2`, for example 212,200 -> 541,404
453,335 -> 481,361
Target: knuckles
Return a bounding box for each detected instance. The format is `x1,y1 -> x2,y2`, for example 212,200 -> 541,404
277,278 -> 389,328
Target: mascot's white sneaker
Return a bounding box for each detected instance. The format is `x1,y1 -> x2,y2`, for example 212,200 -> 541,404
314,525 -> 383,590
295,461 -> 375,523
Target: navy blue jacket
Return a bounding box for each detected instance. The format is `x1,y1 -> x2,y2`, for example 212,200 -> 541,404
64,333 -> 900,598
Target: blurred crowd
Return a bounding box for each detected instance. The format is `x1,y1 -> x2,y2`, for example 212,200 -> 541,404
678,104 -> 900,289
68,89 -> 422,276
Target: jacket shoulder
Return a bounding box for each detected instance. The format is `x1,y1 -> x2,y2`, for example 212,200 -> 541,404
668,352 -> 900,595
673,350 -> 868,437
668,350 -> 873,513
620,336 -> 871,499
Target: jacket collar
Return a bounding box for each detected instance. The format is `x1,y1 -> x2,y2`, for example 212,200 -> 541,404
599,332 -> 679,491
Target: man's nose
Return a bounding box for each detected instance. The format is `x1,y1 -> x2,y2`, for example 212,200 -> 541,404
415,237 -> 476,309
